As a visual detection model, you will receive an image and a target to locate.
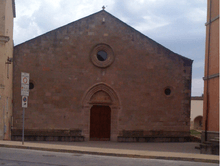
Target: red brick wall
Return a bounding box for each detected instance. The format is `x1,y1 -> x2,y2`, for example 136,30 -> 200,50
203,0 -> 219,134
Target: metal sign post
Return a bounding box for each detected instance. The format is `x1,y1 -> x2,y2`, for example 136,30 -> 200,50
21,72 -> 29,145
22,108 -> 25,145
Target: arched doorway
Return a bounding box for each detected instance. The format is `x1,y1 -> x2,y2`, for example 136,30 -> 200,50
194,116 -> 203,130
82,83 -> 121,141
90,105 -> 111,141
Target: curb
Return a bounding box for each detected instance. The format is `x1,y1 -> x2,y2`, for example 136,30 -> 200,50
0,143 -> 219,164
190,135 -> 201,142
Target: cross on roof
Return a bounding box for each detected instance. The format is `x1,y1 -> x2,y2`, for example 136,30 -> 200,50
102,6 -> 105,10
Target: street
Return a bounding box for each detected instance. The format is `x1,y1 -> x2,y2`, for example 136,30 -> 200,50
0,147 -> 218,166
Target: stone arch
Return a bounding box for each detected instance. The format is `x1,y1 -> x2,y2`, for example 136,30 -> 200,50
82,82 -> 120,107
81,83 -> 121,141
194,116 -> 203,130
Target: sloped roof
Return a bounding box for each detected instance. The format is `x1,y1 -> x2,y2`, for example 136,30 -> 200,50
191,96 -> 203,100
15,10 -> 193,65
100,10 -> 193,65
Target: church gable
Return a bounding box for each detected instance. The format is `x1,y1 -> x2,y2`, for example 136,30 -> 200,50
12,10 -> 192,142
15,10 -> 192,66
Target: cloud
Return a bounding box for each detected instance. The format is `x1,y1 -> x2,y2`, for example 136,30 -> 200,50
186,8 -> 207,23
15,0 -> 41,16
13,0 -> 207,96
133,15 -> 170,32
14,0 -> 116,45
14,15 -> 41,44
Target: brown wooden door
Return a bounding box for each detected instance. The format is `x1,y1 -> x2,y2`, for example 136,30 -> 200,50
90,105 -> 111,141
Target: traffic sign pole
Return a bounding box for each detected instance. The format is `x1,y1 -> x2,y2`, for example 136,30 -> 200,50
22,108 -> 25,145
21,72 -> 29,145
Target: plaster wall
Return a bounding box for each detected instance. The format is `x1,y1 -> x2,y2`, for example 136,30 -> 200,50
0,0 -> 14,140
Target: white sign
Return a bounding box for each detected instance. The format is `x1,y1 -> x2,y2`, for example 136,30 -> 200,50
21,72 -> 30,96
22,96 -> 28,108
21,90 -> 29,96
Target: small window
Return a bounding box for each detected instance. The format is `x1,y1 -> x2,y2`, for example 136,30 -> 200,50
29,82 -> 34,90
164,88 -> 171,96
90,44 -> 114,68
97,51 -> 107,61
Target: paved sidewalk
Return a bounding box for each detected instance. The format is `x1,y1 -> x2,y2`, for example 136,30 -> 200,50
37,141 -> 201,154
0,140 -> 219,164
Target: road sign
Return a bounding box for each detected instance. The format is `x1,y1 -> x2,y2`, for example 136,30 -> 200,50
22,96 -> 28,108
21,89 -> 29,96
21,72 -> 29,145
21,72 -> 30,96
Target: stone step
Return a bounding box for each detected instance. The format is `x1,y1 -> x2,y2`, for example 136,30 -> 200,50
210,137 -> 219,143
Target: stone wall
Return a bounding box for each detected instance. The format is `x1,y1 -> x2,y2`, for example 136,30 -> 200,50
13,10 -> 192,141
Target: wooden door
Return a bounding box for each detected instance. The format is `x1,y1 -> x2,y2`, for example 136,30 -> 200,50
90,105 -> 111,141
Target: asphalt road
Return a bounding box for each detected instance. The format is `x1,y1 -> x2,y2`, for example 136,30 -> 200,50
0,147 -> 218,166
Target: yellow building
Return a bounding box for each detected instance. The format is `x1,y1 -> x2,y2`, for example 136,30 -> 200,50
190,96 -> 203,130
0,0 -> 16,140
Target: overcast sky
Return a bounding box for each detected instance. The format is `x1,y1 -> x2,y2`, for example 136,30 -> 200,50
14,0 -> 207,96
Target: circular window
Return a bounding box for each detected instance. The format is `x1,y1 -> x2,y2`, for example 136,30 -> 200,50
97,51 -> 107,61
90,44 -> 114,68
164,88 -> 171,96
29,82 -> 34,90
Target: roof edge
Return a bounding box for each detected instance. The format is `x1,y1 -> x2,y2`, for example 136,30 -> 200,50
191,96 -> 204,100
14,9 -> 193,63
102,10 -> 193,63
14,10 -> 104,47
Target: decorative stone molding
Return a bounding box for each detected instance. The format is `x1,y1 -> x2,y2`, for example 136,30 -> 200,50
0,84 -> 5,89
90,43 -> 115,68
82,82 -> 120,107
81,83 -> 121,141
0,35 -> 10,44
90,91 -> 113,104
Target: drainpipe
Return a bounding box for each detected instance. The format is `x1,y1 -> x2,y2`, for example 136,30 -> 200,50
204,0 -> 212,142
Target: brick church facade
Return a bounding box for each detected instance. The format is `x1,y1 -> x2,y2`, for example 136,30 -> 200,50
12,10 -> 193,142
